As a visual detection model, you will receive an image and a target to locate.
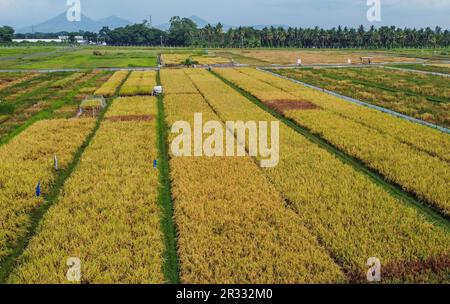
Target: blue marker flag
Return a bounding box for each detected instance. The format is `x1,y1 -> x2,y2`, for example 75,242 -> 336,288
36,181 -> 41,197
153,160 -> 157,168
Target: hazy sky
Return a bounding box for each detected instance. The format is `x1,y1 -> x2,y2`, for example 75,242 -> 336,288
1,0 -> 449,29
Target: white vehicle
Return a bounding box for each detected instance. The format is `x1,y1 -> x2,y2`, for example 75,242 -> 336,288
153,86 -> 163,96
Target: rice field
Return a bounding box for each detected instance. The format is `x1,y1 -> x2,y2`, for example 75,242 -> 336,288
186,68 -> 450,283
161,53 -> 230,66
94,70 -> 129,97
0,71 -> 111,142
215,67 -> 450,216
0,53 -> 448,284
119,71 -> 157,96
230,50 -> 415,65
272,67 -> 450,127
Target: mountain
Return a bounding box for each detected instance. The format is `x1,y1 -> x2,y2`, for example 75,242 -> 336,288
97,16 -> 131,29
155,16 -> 234,31
17,13 -> 131,33
17,13 -> 287,34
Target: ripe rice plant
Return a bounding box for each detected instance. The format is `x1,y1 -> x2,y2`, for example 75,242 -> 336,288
233,50 -> 412,65
186,68 -> 450,283
160,69 -> 198,94
0,73 -> 38,91
119,71 -> 156,96
50,73 -> 86,88
8,96 -> 165,284
0,71 -> 102,141
0,118 -> 96,264
273,67 -> 450,127
162,70 -> 346,283
94,70 -> 129,97
237,67 -> 450,162
215,68 -> 450,216
161,53 -> 229,66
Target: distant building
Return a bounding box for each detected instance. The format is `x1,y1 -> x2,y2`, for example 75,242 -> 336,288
13,35 -> 87,44
13,38 -> 63,43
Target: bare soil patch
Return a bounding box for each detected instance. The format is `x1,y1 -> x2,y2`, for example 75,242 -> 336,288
105,115 -> 154,122
265,99 -> 320,113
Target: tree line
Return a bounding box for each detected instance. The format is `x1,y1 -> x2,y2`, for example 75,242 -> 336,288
4,17 -> 450,48
0,26 -> 14,43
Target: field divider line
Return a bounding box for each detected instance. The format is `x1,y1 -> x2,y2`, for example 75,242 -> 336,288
155,71 -> 181,284
210,69 -> 450,230
0,71 -> 130,283
383,66 -> 450,78
258,68 -> 450,134
0,67 -> 161,73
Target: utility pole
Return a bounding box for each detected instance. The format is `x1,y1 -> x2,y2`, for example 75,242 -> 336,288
160,35 -> 163,48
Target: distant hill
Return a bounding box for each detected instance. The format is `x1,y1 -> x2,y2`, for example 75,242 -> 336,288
17,13 -> 287,34
17,12 -> 131,33
155,15 -> 288,31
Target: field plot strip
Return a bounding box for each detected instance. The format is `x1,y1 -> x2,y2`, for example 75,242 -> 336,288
261,68 -> 450,133
0,118 -> 97,282
161,69 -> 345,284
186,68 -> 450,283
215,68 -> 450,217
0,71 -> 108,145
95,70 -> 130,97
0,73 -> 39,92
155,71 -> 180,284
242,68 -> 450,161
120,71 -> 157,96
7,96 -> 166,284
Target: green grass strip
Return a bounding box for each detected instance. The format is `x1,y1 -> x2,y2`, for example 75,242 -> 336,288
210,69 -> 450,230
155,70 -> 181,284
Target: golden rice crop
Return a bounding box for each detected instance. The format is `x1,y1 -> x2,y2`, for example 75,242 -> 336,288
160,69 -> 198,95
119,71 -> 156,96
235,50 -> 413,65
94,70 -> 129,97
238,67 -> 450,161
185,68 -> 450,283
8,96 -> 164,284
51,73 -> 86,88
162,70 -> 345,283
272,67 -> 450,127
161,53 -> 191,66
432,64 -> 450,68
286,109 -> 450,216
192,55 -> 230,65
0,73 -> 38,91
106,96 -> 155,117
216,68 -> 450,216
0,118 -> 96,263
161,53 -> 229,66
